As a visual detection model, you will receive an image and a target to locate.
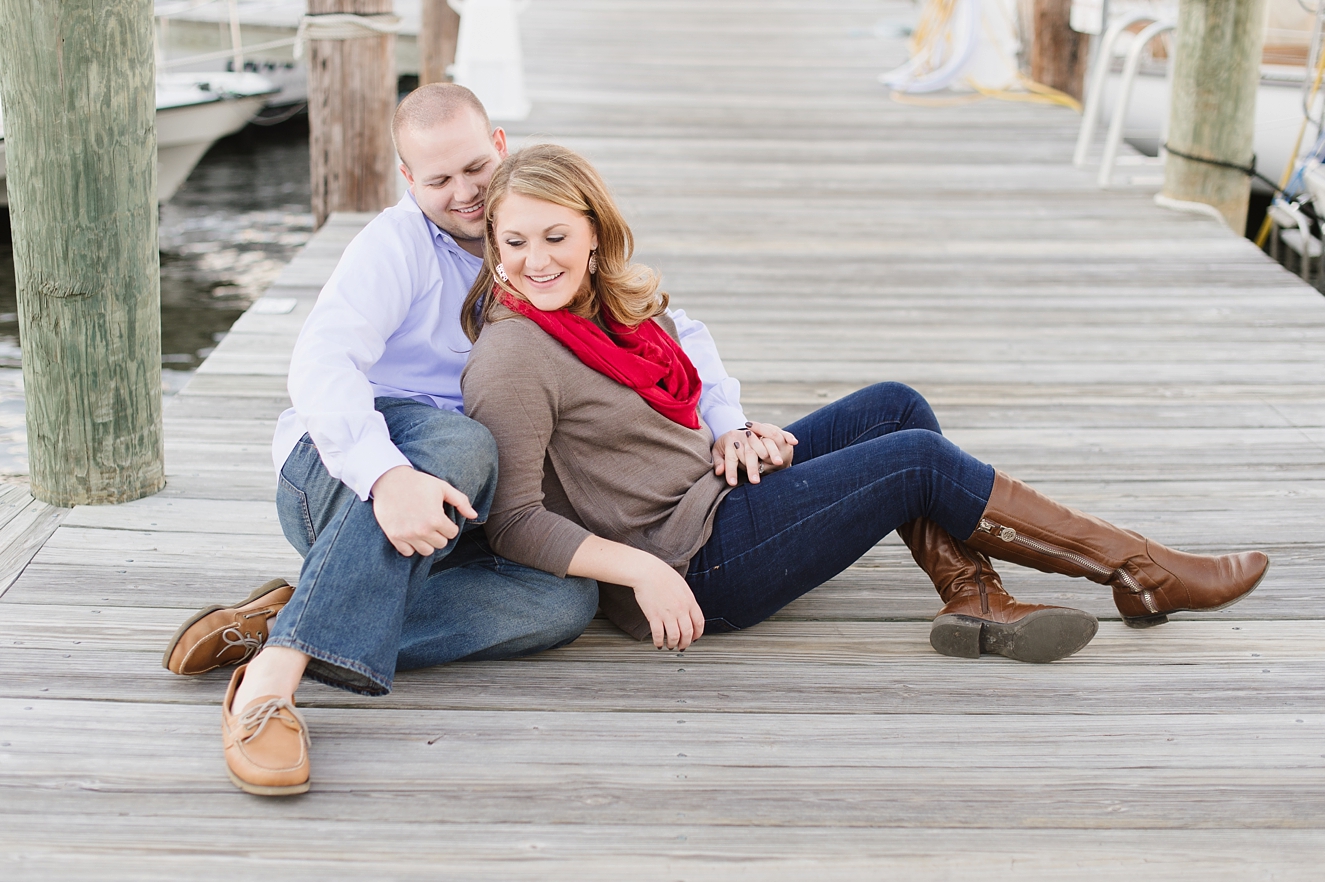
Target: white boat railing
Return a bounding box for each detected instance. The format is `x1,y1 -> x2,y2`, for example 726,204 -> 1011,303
155,0 -> 298,73
1074,11 -> 1168,168
1094,19 -> 1176,188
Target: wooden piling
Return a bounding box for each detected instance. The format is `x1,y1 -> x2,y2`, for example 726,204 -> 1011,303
1162,0 -> 1268,231
1030,0 -> 1088,102
0,0 -> 165,506
307,0 -> 399,229
420,0 -> 462,86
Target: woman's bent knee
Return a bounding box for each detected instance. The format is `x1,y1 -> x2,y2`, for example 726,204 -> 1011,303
866,381 -> 940,433
889,428 -> 963,471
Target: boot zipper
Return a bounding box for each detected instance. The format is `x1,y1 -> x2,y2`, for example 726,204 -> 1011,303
953,537 -> 992,613
973,558 -> 990,614
977,518 -> 1158,614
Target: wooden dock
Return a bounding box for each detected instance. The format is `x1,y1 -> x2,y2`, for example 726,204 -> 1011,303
4,1 -> 1325,877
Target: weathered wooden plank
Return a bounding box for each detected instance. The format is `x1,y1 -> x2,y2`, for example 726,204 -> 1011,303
1,646 -> 1322,716
0,821 -> 1320,882
2,565 -> 305,610
151,475 -> 278,503
711,359 -> 1325,386
6,699 -> 1322,769
59,497 -> 281,533
0,496 -> 69,597
171,373 -> 292,398
735,381 -> 1325,407
0,482 -> 33,518
162,398 -> 292,421
29,526 -> 299,568
193,351 -> 293,376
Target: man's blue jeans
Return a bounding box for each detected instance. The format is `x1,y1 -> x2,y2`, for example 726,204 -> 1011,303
268,398 -> 598,695
687,382 -> 996,630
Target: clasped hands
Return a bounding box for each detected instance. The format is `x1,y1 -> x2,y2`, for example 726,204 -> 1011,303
711,421 -> 798,486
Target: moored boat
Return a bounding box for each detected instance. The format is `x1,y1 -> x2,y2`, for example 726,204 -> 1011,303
1,70 -> 276,208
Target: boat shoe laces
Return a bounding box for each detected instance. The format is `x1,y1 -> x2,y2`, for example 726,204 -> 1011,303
236,697 -> 310,750
220,624 -> 267,662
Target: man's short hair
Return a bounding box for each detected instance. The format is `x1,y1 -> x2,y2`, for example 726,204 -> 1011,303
392,83 -> 492,165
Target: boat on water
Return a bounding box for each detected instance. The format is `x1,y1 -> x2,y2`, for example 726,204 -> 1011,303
0,70 -> 277,208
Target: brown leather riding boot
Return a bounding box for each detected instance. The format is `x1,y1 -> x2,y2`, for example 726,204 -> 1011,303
898,517 -> 1098,663
965,471 -> 1270,628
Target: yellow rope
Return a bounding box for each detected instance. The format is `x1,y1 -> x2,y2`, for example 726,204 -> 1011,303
1016,75 -> 1085,112
971,74 -> 1084,113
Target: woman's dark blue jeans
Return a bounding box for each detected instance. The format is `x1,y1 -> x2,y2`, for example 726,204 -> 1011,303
685,382 -> 995,631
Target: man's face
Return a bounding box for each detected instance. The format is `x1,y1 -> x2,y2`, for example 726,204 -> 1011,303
398,110 -> 508,251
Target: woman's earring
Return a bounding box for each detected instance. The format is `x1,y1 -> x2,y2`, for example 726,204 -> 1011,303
588,250 -> 598,275
495,263 -> 510,283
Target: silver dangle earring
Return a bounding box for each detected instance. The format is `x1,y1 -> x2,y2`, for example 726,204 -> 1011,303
495,263 -> 510,283
588,250 -> 598,275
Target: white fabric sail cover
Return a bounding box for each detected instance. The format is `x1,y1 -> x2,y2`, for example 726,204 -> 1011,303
881,0 -> 1022,94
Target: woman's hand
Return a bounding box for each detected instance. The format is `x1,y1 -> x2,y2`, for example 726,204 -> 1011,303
631,557 -> 706,651
567,536 -> 706,650
711,422 -> 798,486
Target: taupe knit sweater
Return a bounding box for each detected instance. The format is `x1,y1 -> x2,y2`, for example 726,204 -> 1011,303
462,304 -> 731,590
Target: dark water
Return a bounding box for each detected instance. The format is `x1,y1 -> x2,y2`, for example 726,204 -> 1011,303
0,119 -> 314,473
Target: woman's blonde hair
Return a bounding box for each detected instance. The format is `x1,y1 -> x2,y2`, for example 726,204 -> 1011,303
461,143 -> 667,342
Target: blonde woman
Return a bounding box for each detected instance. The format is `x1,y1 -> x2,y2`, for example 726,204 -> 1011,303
460,144 -> 1268,660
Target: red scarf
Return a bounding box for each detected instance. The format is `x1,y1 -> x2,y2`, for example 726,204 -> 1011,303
498,289 -> 702,429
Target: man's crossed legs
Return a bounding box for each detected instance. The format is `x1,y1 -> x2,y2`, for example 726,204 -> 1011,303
165,398 -> 598,793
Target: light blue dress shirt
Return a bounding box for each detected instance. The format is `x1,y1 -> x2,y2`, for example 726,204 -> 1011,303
273,193 -> 748,500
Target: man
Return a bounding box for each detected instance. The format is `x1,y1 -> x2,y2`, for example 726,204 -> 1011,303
162,84 -> 763,796
163,84 -> 1095,796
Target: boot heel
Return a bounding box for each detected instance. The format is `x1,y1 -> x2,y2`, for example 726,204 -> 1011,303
1122,612 -> 1168,629
930,615 -> 983,659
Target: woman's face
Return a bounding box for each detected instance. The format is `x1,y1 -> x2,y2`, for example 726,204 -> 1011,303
494,191 -> 598,312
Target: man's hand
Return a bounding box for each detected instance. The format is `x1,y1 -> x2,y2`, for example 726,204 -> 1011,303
711,422 -> 799,486
370,465 -> 478,557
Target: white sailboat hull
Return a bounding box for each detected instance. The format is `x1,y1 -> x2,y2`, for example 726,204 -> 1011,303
155,90 -> 272,201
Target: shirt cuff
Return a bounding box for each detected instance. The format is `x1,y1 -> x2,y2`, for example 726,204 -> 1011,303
338,434 -> 413,501
701,404 -> 750,439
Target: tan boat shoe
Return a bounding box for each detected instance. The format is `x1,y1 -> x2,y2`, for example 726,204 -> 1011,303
222,664 -> 311,796
162,578 -> 295,675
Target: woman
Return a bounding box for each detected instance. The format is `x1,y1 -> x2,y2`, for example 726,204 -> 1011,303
460,144 -> 1268,662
